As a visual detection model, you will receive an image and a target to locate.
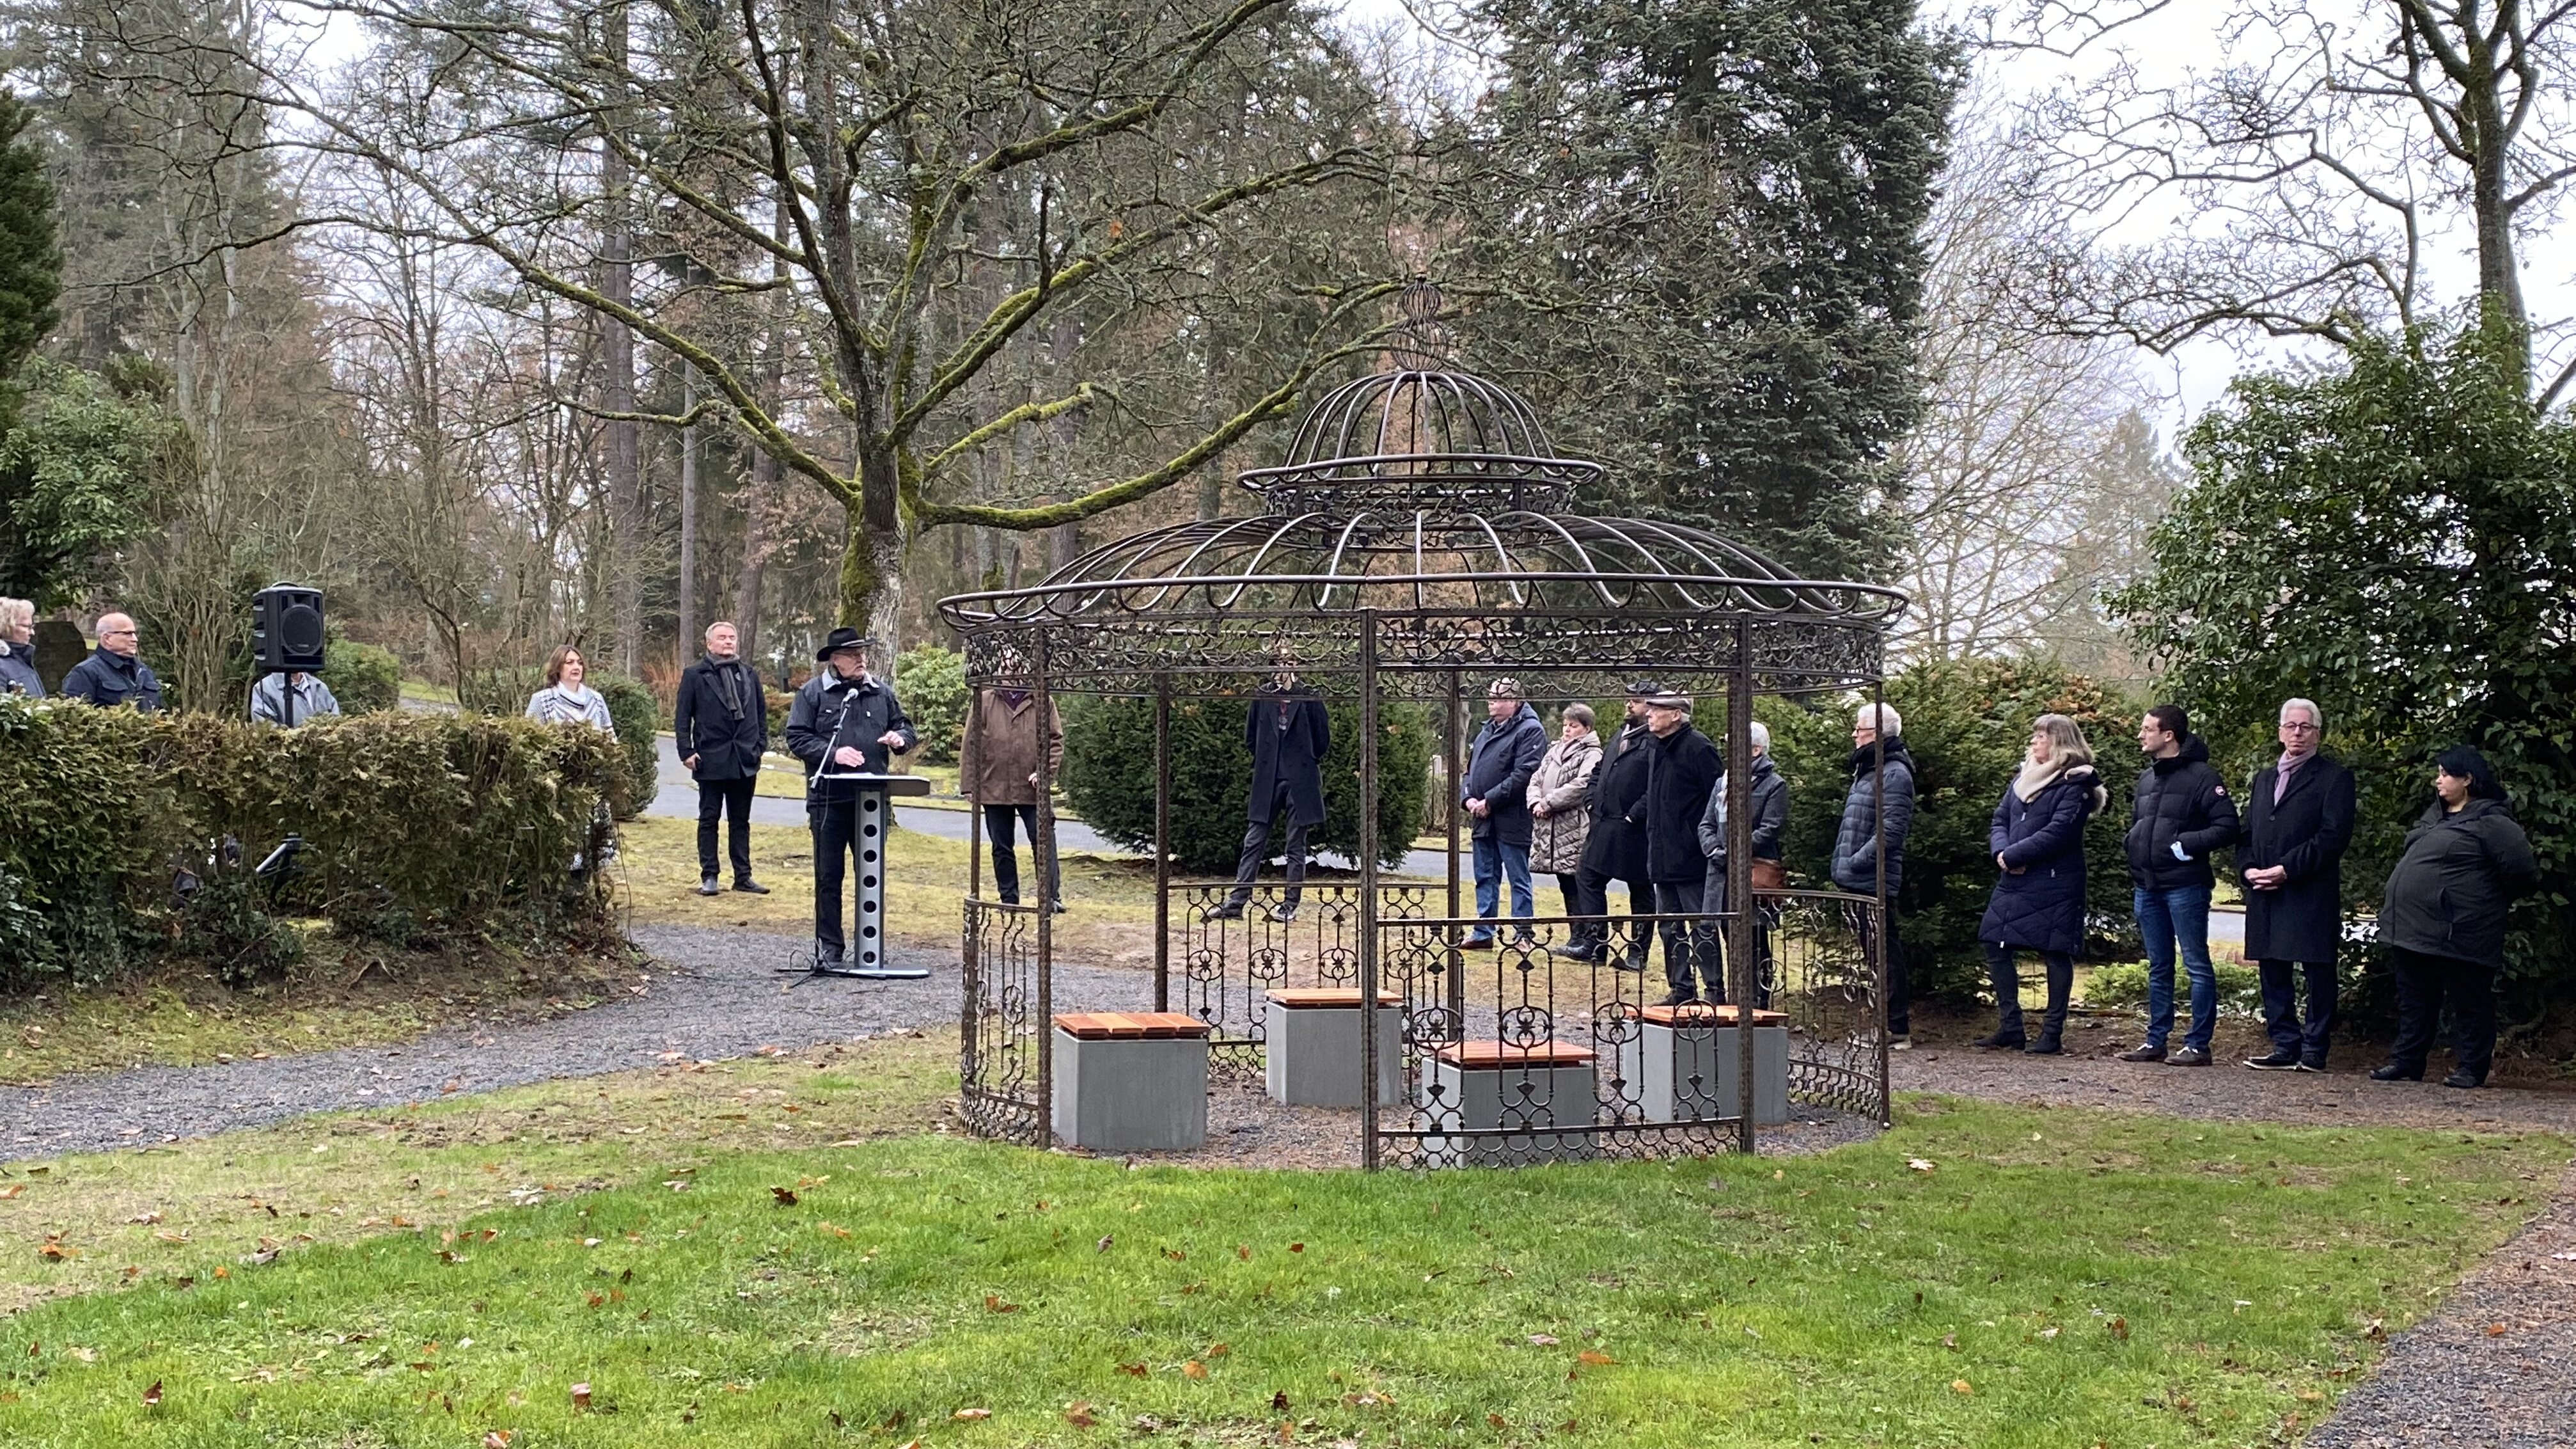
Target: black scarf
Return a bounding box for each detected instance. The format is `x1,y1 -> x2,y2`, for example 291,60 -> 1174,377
705,654 -> 746,719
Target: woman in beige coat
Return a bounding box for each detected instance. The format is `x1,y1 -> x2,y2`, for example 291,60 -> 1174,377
1528,704 -> 1602,926
959,678 -> 1067,910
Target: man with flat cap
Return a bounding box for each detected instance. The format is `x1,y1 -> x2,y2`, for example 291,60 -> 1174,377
785,628 -> 916,965
1564,682 -> 1660,965
1458,677 -> 1549,948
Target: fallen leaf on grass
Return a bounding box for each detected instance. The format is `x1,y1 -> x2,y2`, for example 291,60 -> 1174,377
152,1230 -> 187,1246
818,1222 -> 852,1239
2362,1318 -> 2386,1342
1289,1242 -> 1305,1253
127,1211 -> 162,1224
2107,1317 -> 2129,1342
1952,1379 -> 1973,1395
1096,1235 -> 1113,1252
481,1434 -> 512,1448
953,1407 -> 991,1420
1575,1350 -> 1616,1366
1065,1401 -> 1097,1427
1181,1361 -> 1209,1380
1207,1342 -> 1230,1357
985,1295 -> 1022,1313
1116,1362 -> 1148,1377
0,1184 -> 19,1199
1488,1414 -> 1509,1430
571,1382 -> 593,1409
142,1379 -> 161,1406
770,1187 -> 799,1207
1908,1159 -> 1936,1173
1236,1244 -> 1251,1260
1272,1391 -> 1291,1411
1527,1334 -> 1559,1346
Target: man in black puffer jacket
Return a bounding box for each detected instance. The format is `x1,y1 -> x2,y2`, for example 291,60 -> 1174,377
2117,704 -> 2240,1066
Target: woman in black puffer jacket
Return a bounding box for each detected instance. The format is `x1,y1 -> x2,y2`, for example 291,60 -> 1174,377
1975,714 -> 2108,1055
2370,747 -> 2540,1088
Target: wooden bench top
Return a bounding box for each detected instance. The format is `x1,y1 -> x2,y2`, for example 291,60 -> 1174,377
1265,988 -> 1401,1009
1051,1011 -> 1213,1041
1433,1040 -> 1598,1070
1640,1004 -> 1788,1027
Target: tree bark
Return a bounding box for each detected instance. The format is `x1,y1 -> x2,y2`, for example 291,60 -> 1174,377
601,0 -> 641,674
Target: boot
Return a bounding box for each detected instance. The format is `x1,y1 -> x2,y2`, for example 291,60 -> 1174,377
2023,1029 -> 2062,1055
1972,1027 -> 2026,1051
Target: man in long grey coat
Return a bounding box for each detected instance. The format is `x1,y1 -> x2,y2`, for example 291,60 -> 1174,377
2238,698 -> 2355,1072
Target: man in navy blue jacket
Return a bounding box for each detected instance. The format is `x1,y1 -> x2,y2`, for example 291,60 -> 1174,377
1459,678 -> 1548,948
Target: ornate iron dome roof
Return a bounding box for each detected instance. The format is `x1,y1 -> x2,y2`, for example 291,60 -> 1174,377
934,282 -> 1904,698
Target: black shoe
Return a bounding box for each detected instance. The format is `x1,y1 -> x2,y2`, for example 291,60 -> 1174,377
732,878 -> 770,895
2117,1043 -> 2167,1063
1972,1029 -> 2027,1052
1457,935 -> 1495,950
698,875 -> 721,897
2297,1059 -> 2327,1073
2244,1050 -> 2301,1071
1048,899 -> 1067,915
2167,1047 -> 2212,1066
1614,951 -> 1647,973
2368,1062 -> 2423,1082
2023,1033 -> 2062,1056
2442,1068 -> 2486,1089
1653,989 -> 1699,1008
1555,943 -> 1603,963
815,951 -> 845,967
1203,901 -> 1246,921
1268,902 -> 1299,924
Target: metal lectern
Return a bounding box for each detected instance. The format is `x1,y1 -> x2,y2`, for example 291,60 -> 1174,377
799,771 -> 934,979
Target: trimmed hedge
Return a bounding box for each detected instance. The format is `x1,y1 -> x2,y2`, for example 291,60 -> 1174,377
457,664 -> 657,820
1061,693 -> 1433,872
0,700 -> 625,986
1770,656 -> 2145,1004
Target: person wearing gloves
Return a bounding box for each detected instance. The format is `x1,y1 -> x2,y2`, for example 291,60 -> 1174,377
1695,720 -> 1787,1006
1457,678 -> 1550,948
2117,704 -> 2241,1066
2370,747 -> 2540,1089
1974,714 -> 2107,1056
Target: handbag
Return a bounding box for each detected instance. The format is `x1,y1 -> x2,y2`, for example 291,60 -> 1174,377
1750,859 -> 1789,892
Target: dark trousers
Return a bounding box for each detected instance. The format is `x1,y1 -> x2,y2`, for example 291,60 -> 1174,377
1651,878 -> 1720,999
696,775 -> 757,881
982,802 -> 1058,905
2387,947 -> 2494,1079
811,798 -> 864,957
1983,942 -> 2072,1040
1850,901 -> 1910,1036
1571,862 -> 1651,958
1225,782 -> 1310,907
1704,870 -> 1775,1008
2259,958 -> 2337,1066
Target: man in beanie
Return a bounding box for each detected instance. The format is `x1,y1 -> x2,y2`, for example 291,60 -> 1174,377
1458,677 -> 1548,948
1633,692 -> 1721,1004
785,629 -> 915,965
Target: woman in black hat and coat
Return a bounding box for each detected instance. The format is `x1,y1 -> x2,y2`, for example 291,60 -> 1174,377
1975,714 -> 2106,1054
2370,746 -> 2539,1088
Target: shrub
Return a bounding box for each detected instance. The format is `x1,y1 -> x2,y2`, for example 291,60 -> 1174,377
592,672 -> 659,818
894,644 -> 969,764
2082,960 -> 2263,1018
1061,693 -> 1433,872
1770,656 -> 2146,1004
324,640 -> 401,715
0,700 -> 623,987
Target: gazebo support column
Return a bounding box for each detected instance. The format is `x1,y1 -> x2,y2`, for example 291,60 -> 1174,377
1727,616 -> 1758,1157
1154,674 -> 1172,1013
1359,610 -> 1383,1171
1034,635 -> 1056,1148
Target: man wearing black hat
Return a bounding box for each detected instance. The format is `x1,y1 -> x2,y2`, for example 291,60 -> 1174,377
785,629 -> 917,964
1564,683 -> 1659,966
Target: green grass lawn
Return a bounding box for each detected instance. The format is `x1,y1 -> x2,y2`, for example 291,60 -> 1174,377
1,1087 -> 2557,1447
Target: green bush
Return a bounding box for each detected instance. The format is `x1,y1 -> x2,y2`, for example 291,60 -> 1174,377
592,672 -> 659,819
323,640 -> 401,715
1061,693 -> 1433,872
2082,960 -> 2264,1018
1770,656 -> 2146,1004
894,644 -> 969,764
0,700 -> 624,987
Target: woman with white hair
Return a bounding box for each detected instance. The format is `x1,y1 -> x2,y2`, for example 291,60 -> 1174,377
1975,714 -> 2107,1054
0,598 -> 40,697
1832,702 -> 1917,1045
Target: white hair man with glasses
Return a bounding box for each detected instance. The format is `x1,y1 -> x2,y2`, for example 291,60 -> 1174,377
2236,698 -> 2356,1072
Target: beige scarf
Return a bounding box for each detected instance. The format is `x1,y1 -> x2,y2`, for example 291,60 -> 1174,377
2012,754 -> 2073,802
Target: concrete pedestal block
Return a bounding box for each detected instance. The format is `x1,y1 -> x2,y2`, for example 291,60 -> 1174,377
1264,989 -> 1403,1107
1418,1041 -> 1599,1167
1614,1004 -> 1789,1125
1050,1012 -> 1211,1152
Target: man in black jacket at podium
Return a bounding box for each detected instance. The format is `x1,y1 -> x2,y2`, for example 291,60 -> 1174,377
786,628 -> 917,965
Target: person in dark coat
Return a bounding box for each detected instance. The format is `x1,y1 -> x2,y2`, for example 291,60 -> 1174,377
1632,692 -> 1721,1005
2238,698 -> 2355,1072
2370,747 -> 2540,1089
58,612 -> 161,711
1208,670 -> 1331,922
675,621 -> 772,896
1695,722 -> 1788,1006
1459,679 -> 1549,947
1831,704 -> 1917,1045
1975,715 -> 2107,1055
2117,704 -> 2241,1066
0,598 -> 43,697
958,650 -> 1066,912
1566,685 -> 1658,965
784,629 -> 916,964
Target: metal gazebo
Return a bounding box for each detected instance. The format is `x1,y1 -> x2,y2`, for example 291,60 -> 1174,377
936,304 -> 1908,1168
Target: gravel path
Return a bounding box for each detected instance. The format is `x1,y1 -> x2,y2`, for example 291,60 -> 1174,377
0,924 -> 1148,1164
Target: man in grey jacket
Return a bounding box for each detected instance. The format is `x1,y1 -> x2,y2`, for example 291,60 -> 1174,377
1698,721 -> 1787,1006
251,670 -> 340,725
1830,703 -> 1916,1047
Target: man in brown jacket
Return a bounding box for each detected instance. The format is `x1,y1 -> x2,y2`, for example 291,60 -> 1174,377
959,669 -> 1067,911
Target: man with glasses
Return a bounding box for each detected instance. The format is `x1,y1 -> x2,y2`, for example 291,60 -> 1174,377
59,612 -> 162,712
2237,699 -> 2355,1072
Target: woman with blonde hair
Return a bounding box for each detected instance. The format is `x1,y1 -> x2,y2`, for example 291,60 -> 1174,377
1975,713 -> 2108,1054
0,598 -> 40,697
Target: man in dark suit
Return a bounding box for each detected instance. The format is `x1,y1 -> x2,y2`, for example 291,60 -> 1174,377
2238,697 -> 2356,1072
1564,682 -> 1658,965
1209,669 -> 1331,923
784,629 -> 915,965
675,620 -> 771,896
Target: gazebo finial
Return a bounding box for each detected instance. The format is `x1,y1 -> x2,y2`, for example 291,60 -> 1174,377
1388,275 -> 1446,372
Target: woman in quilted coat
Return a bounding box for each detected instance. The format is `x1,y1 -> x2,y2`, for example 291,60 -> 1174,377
1976,714 -> 2108,1055
1527,704 -> 1602,927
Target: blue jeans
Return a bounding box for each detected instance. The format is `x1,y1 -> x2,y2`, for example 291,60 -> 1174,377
1469,835 -> 1534,939
2135,884 -> 2216,1052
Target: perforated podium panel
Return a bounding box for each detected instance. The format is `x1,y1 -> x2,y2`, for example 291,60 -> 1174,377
804,773 -> 932,980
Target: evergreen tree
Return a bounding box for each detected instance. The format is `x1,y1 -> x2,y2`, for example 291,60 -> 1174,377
1447,0 -> 1959,580
0,88 -> 59,389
